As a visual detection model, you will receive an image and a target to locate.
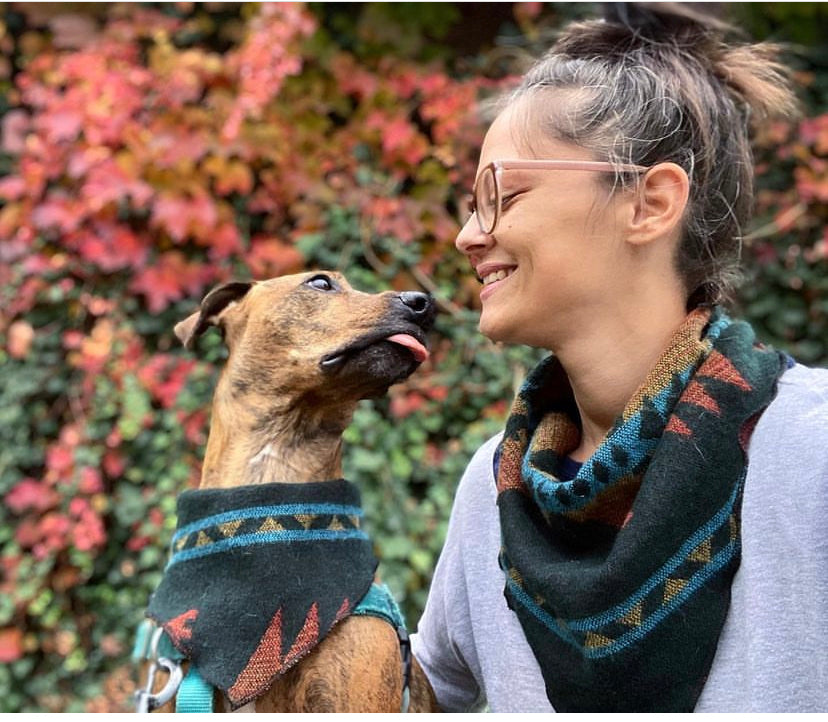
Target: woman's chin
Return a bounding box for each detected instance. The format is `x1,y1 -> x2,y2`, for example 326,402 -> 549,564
478,312 -> 516,345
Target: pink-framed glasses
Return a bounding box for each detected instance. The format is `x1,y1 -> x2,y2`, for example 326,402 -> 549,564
469,159 -> 650,234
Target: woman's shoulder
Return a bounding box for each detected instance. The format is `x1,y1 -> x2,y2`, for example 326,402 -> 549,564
763,362 -> 828,428
749,362 -> 828,470
449,432 -> 504,521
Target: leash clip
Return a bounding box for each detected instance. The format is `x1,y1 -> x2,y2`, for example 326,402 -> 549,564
135,656 -> 183,713
134,625 -> 184,713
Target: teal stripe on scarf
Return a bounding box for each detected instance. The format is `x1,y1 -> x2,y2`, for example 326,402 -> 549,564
496,308 -> 787,711
172,503 -> 364,543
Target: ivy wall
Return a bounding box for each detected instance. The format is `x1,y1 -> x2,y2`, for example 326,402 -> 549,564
0,2 -> 825,711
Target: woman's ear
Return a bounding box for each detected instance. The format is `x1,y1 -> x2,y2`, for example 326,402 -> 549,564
626,162 -> 690,245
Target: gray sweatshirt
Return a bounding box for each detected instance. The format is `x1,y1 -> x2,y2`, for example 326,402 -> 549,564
411,363 -> 828,712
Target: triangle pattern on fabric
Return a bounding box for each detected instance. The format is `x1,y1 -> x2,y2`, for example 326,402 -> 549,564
683,380 -> 721,415
294,514 -> 313,530
229,608 -> 284,704
585,631 -> 613,650
166,608 -> 198,646
688,538 -> 712,563
665,416 -> 692,437
699,350 -> 753,391
283,603 -> 320,668
663,577 -> 687,604
219,519 -> 243,537
259,517 -> 284,533
620,601 -> 643,627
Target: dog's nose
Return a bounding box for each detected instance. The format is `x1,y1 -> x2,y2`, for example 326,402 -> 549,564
397,291 -> 435,324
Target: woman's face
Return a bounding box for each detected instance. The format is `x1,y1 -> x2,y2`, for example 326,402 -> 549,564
456,101 -> 632,349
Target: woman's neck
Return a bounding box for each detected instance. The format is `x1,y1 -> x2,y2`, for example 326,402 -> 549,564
556,299 -> 688,463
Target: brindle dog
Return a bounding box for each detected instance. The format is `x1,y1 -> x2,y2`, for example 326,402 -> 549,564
144,271 -> 438,712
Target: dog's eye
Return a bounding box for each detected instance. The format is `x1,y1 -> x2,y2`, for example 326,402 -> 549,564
305,274 -> 336,292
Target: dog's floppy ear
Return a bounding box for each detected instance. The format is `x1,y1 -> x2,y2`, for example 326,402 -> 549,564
174,281 -> 253,350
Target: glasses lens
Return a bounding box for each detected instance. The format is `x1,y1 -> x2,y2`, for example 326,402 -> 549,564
475,166 -> 497,233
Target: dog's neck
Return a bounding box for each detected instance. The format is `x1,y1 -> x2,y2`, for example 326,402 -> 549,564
199,380 -> 356,488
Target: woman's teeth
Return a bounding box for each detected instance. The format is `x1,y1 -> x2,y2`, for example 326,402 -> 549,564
482,268 -> 514,286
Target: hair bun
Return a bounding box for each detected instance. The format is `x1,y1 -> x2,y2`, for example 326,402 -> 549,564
602,2 -> 734,43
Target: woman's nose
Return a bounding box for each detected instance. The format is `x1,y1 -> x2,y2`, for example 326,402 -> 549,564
455,215 -> 493,256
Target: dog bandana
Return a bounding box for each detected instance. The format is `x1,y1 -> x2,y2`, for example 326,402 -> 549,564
146,479 -> 380,709
496,308 -> 788,711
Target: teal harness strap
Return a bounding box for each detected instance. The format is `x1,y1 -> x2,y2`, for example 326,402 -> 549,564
352,583 -> 411,713
135,584 -> 411,713
352,582 -> 406,629
176,665 -> 214,713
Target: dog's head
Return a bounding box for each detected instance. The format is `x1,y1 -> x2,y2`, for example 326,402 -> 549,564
175,271 -> 436,402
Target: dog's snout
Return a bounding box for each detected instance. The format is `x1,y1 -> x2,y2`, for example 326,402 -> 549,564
398,292 -> 435,324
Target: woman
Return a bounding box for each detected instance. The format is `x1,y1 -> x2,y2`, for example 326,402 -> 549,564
410,6 -> 828,713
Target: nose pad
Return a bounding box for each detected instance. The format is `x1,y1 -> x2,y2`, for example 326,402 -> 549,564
397,291 -> 436,327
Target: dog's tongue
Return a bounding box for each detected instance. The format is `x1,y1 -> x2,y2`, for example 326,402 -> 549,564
386,334 -> 429,362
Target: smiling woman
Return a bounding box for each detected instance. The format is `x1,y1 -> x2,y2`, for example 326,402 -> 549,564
411,3 -> 828,714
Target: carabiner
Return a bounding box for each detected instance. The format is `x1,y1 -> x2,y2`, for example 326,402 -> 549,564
134,656 -> 183,713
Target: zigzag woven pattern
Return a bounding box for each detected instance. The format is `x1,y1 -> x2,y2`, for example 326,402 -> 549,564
496,307 -> 787,711
168,503 -> 366,567
146,479 -> 379,709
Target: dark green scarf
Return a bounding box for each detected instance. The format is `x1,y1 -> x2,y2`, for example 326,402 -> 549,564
496,308 -> 788,712
146,479 -> 378,709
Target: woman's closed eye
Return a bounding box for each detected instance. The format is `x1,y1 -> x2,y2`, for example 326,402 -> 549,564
499,190 -> 524,212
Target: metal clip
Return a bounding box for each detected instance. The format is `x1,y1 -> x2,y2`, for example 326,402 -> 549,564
134,656 -> 183,713
134,626 -> 183,713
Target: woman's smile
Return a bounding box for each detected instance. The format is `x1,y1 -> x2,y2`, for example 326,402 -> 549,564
477,264 -> 517,300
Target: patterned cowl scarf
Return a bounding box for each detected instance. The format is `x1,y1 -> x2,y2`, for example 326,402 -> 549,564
146,479 -> 378,709
496,308 -> 788,712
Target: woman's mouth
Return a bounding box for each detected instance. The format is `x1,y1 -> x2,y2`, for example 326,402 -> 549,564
481,268 -> 515,286
478,266 -> 516,299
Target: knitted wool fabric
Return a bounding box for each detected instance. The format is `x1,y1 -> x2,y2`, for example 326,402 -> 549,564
496,308 -> 787,712
146,479 -> 378,709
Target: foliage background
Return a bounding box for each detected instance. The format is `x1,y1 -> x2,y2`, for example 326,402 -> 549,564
0,2 -> 825,712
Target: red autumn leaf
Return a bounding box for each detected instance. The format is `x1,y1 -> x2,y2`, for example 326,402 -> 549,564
78,467 -> 104,495
34,109 -> 84,143
5,478 -> 59,514
203,221 -> 244,261
1,109 -> 29,154
31,193 -> 86,233
80,157 -> 154,212
0,175 -> 27,201
245,237 -> 304,278
151,194 -> 196,243
72,509 -> 106,552
212,159 -> 254,197
180,409 -> 209,446
151,192 -> 219,243
6,320 -> 35,359
0,628 -> 24,664
130,251 -> 215,313
46,444 -> 74,475
70,224 -> 149,272
103,450 -> 126,479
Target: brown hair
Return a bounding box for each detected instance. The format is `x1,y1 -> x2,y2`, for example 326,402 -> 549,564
508,3 -> 799,307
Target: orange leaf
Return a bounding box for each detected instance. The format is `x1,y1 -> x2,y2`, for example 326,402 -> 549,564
0,628 -> 24,664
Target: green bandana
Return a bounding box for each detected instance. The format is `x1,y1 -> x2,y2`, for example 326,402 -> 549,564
496,308 -> 788,711
146,479 -> 379,709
